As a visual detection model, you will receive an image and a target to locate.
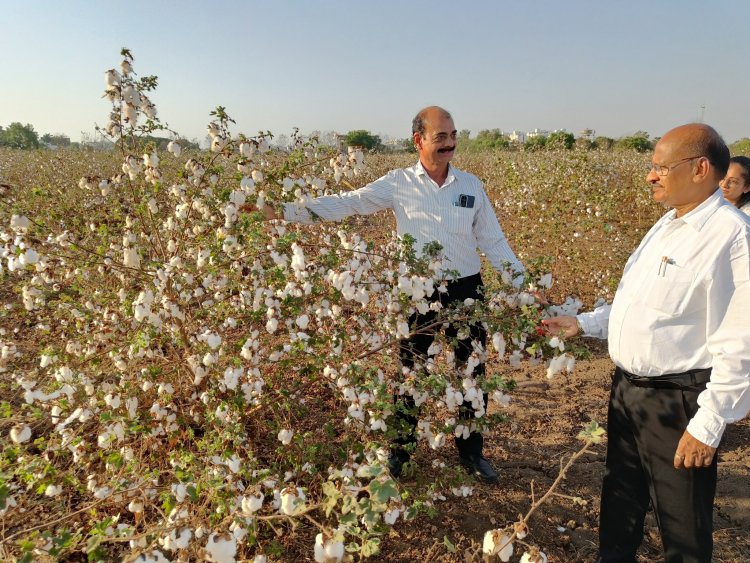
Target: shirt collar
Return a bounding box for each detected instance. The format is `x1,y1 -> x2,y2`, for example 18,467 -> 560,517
665,188 -> 724,232
414,161 -> 456,187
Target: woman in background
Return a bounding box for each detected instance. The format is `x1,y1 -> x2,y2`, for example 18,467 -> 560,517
721,156 -> 750,215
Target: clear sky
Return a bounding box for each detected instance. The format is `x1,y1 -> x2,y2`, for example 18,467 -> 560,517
1,0 -> 748,144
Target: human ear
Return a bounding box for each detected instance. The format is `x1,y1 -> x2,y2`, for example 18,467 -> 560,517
694,157 -> 711,181
413,133 -> 422,150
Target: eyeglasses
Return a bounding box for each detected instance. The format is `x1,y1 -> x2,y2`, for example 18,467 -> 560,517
646,156 -> 704,177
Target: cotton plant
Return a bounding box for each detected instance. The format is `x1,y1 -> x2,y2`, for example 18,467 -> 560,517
0,49 -> 591,562
476,421 -> 606,562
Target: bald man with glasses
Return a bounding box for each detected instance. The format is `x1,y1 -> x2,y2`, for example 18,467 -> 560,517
545,124 -> 750,562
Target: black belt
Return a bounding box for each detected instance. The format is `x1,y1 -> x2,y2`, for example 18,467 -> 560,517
617,366 -> 712,390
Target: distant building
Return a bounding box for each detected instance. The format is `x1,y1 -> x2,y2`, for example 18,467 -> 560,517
508,130 -> 526,143
526,128 -> 549,139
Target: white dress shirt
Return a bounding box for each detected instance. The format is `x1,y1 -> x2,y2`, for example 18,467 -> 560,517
282,161 -> 524,279
577,190 -> 750,447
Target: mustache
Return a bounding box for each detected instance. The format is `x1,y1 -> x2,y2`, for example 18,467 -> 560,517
438,146 -> 456,153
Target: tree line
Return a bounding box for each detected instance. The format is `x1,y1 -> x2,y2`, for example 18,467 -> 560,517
3,121 -> 749,155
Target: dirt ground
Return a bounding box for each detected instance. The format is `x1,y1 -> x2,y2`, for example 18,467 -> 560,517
379,341 -> 750,562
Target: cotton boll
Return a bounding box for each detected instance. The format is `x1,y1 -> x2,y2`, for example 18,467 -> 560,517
104,69 -> 120,89
223,367 -> 242,391
40,354 -> 55,368
167,141 -> 181,157
482,530 -> 513,561
492,390 -> 511,408
427,432 -> 445,450
384,508 -> 400,525
314,534 -> 325,563
295,315 -> 309,330
204,332 -> 221,350
396,320 -> 410,339
10,424 -> 31,443
122,104 -> 138,126
514,522 -> 529,539
314,533 -> 345,563
93,486 -> 112,499
10,214 -> 30,232
44,484 -> 63,497
128,499 -> 144,513
211,137 -> 227,153
143,152 -> 159,168
491,332 -> 506,357
20,248 -> 39,265
162,527 -> 192,551
204,533 -> 237,563
241,492 -> 264,515
279,487 -> 306,515
124,247 -> 140,269
120,59 -> 133,75
509,350 -> 522,368
277,429 -> 293,445
538,273 -> 553,289
546,354 -> 573,379
239,142 -> 253,158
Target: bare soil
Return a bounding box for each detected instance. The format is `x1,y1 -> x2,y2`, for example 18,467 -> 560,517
379,341 -> 750,562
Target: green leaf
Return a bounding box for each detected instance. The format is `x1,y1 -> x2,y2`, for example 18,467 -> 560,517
86,534 -> 102,554
162,494 -> 176,515
341,493 -> 356,515
321,481 -> 340,517
0,483 -> 9,510
443,535 -> 456,553
361,537 -> 381,557
369,479 -> 399,504
345,541 -> 360,553
578,420 -> 606,444
50,529 -> 75,556
187,485 -> 199,502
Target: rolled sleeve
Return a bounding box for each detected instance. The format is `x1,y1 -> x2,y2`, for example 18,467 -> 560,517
577,304 -> 611,340
690,238 -> 750,447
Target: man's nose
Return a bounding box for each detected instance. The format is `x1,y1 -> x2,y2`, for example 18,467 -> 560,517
646,169 -> 659,183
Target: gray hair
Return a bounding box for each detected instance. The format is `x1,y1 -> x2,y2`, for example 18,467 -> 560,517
411,106 -> 452,136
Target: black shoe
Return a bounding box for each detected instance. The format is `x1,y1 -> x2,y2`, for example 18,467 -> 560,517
388,450 -> 410,478
460,454 -> 499,484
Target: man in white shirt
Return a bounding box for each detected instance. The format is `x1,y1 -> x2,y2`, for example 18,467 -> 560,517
544,123 -> 750,562
261,106 -> 525,483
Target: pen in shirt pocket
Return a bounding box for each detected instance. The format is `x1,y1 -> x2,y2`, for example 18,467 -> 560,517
657,256 -> 674,276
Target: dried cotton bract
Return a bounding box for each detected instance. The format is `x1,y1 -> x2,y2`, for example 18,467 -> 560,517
520,549 -> 549,563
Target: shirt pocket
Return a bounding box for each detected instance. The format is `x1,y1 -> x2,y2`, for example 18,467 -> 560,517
640,264 -> 698,317
445,206 -> 475,235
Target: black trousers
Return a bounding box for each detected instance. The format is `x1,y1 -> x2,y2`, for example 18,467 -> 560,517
393,273 -> 488,458
598,367 -> 716,563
